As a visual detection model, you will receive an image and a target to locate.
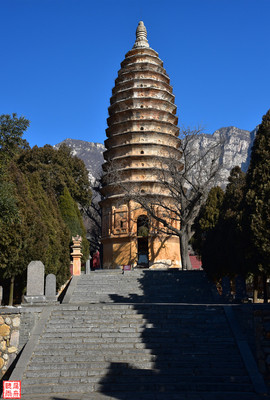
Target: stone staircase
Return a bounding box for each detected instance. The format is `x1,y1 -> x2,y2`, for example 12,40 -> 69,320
8,270 -> 268,399
69,270 -> 217,304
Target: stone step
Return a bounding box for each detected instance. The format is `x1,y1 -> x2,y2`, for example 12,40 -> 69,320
30,352 -> 243,364
53,304 -> 222,310
34,343 -> 238,353
27,360 -> 246,372
21,381 -> 255,395
48,312 -> 227,319
45,319 -> 228,327
37,336 -> 233,345
49,315 -> 228,320
42,327 -> 230,335
97,382 -> 255,393
25,366 -> 249,378
67,270 -> 217,304
20,392 -> 264,400
23,374 -> 251,386
44,318 -> 230,326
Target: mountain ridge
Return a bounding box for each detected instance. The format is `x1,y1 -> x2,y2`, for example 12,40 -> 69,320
54,126 -> 257,187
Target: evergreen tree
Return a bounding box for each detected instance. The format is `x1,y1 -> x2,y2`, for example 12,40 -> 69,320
200,167 -> 246,280
27,173 -> 71,284
17,144 -> 91,265
0,165 -> 71,304
217,166 -> 246,277
243,110 -> 270,300
192,186 -> 224,257
0,114 -> 91,303
0,114 -> 29,227
0,114 -> 31,303
0,182 -> 19,224
58,187 -> 89,262
0,164 -> 46,304
0,113 -> 30,166
17,144 -> 91,208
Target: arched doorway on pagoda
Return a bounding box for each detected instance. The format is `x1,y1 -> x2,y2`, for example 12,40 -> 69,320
137,215 -> 149,268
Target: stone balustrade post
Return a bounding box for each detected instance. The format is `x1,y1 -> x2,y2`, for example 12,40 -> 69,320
86,255 -> 92,275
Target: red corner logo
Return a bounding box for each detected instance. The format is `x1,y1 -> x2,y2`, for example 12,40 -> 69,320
3,381 -> 21,399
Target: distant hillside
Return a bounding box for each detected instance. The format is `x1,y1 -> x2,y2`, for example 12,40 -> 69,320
54,138 -> 105,183
194,126 -> 257,186
54,126 -> 257,188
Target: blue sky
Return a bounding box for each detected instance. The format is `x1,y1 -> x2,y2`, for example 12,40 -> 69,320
1,0 -> 270,148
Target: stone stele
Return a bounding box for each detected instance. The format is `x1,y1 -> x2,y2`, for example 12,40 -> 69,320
24,261 -> 46,303
45,274 -> 58,302
85,256 -> 91,275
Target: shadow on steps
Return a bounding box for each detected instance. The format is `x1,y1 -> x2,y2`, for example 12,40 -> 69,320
96,271 -> 260,399
109,270 -> 220,304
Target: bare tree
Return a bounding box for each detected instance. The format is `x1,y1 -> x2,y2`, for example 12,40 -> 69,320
83,179 -> 102,254
103,127 -> 223,270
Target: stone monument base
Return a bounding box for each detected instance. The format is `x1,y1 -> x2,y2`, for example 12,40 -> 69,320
45,295 -> 58,302
23,295 -> 46,304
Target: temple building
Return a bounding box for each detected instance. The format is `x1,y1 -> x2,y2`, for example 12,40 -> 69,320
100,21 -> 182,269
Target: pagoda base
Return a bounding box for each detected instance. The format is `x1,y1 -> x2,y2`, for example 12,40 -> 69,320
149,259 -> 182,270
102,234 -> 181,270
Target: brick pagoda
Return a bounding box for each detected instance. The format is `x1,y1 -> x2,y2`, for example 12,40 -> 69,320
101,21 -> 182,269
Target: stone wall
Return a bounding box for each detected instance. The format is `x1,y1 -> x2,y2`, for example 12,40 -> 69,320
0,310 -> 21,377
0,307 -> 42,378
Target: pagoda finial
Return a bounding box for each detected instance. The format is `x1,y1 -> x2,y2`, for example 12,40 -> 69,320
133,21 -> 149,48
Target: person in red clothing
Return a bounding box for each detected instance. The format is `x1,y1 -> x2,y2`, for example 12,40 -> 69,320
93,250 -> 100,270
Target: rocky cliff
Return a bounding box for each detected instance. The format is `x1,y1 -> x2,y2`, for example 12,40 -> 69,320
55,126 -> 257,188
192,126 -> 257,187
54,138 -> 105,183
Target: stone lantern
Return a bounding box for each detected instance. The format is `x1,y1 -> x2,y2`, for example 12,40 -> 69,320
70,235 -> 83,275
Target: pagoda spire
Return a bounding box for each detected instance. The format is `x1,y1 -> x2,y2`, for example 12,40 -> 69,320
133,21 -> 149,48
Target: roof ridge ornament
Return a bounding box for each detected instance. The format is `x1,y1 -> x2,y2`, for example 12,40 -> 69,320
133,21 -> 150,48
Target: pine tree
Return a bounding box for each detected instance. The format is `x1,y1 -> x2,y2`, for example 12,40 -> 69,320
0,114 -> 29,227
17,144 -> 91,264
27,173 -> 71,285
0,113 -> 30,166
0,165 -> 71,304
0,182 -> 19,224
244,110 -> 270,300
218,166 -> 246,277
0,164 -> 46,304
16,144 -> 91,208
58,187 -> 89,262
0,115 -> 91,303
192,186 -> 224,257
200,167 -> 246,280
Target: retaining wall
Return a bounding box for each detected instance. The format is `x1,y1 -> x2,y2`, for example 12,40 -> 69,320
0,307 -> 42,378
